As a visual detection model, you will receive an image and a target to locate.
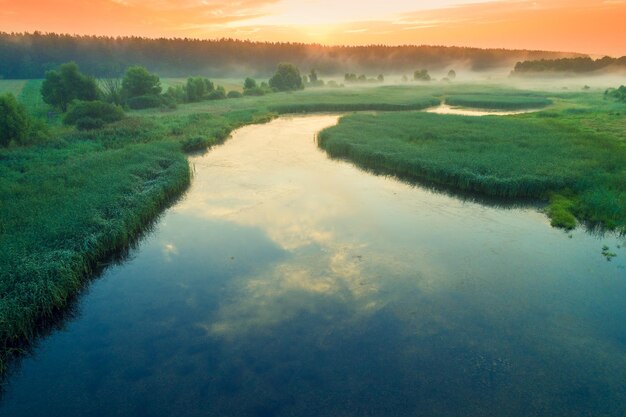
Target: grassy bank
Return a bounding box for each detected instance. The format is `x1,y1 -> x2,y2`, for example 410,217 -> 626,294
0,105 -> 276,372
318,100 -> 625,232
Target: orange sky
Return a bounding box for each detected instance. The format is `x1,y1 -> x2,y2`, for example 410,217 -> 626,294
0,0 -> 624,56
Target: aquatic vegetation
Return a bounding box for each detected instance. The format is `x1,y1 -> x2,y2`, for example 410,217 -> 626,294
318,96 -> 625,231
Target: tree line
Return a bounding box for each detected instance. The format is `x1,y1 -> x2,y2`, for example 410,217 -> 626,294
512,56 -> 626,75
0,32 -> 582,79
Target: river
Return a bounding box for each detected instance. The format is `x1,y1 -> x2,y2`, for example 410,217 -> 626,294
1,115 -> 625,416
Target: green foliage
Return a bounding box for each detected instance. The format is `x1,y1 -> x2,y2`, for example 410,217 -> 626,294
244,77 -> 257,90
448,70 -> 456,80
207,86 -> 226,100
0,93 -> 30,146
99,78 -> 124,105
547,194 -> 577,230
185,77 -> 214,102
446,94 -> 552,110
164,85 -> 186,103
227,90 -> 243,99
127,94 -> 163,109
41,62 -> 98,112
414,69 -> 431,81
122,66 -> 161,99
269,63 -> 304,92
513,56 -> 626,75
605,86 -> 626,102
63,100 -> 125,130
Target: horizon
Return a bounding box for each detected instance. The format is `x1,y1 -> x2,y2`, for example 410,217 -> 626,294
1,0 -> 625,57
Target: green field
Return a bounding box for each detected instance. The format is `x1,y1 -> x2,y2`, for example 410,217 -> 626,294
1,81 -> 624,372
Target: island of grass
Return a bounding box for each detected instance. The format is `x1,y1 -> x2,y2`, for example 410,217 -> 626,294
318,100 -> 625,232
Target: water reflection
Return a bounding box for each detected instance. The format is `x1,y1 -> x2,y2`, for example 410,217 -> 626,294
1,116 -> 625,417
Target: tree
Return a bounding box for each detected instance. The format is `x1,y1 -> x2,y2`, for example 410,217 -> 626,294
185,77 -> 213,102
309,69 -> 318,83
122,66 -> 161,99
0,93 -> 30,147
414,69 -> 431,81
448,69 -> 457,80
377,74 -> 384,82
269,63 -> 304,92
41,62 -> 98,111
244,77 -> 257,90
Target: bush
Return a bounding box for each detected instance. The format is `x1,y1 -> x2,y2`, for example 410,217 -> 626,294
122,66 -> 161,99
207,87 -> 226,100
127,94 -> 163,109
243,86 -> 266,96
269,63 -> 304,91
0,93 -> 30,146
64,100 -> 124,129
185,77 -> 214,102
41,62 -> 99,112
227,91 -> 243,99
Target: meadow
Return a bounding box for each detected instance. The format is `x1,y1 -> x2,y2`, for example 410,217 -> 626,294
0,79 -> 624,372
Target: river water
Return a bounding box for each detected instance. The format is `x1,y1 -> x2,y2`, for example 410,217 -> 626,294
1,115 -> 625,416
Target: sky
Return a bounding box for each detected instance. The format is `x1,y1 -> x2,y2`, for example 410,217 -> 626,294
0,0 -> 624,56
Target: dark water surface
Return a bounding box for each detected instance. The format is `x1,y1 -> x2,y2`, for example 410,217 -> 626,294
2,115 -> 625,417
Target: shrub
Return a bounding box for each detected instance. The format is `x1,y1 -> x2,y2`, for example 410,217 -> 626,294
41,62 -> 99,112
269,63 -> 304,91
122,66 -> 161,99
243,86 -> 266,96
227,91 -> 243,99
0,93 -> 30,146
64,100 -> 124,129
207,87 -> 226,100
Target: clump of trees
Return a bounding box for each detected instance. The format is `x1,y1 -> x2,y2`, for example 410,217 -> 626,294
41,62 -> 98,111
605,86 -> 626,102
0,93 -> 31,146
344,73 -> 384,84
185,77 -> 214,102
414,69 -> 431,81
243,77 -> 271,96
305,69 -> 325,87
63,100 -> 125,130
122,66 -> 165,109
513,56 -> 626,75
269,63 -> 304,92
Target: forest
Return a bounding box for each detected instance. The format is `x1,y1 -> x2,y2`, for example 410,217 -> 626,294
512,56 -> 626,75
0,32 -> 583,79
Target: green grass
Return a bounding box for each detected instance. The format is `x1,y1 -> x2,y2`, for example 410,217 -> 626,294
0,80 -> 27,96
318,96 -> 625,232
445,94 -> 552,110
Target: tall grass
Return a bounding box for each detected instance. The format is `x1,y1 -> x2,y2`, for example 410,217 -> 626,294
445,94 -> 552,110
318,109 -> 625,231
